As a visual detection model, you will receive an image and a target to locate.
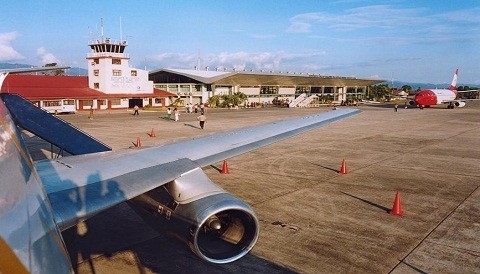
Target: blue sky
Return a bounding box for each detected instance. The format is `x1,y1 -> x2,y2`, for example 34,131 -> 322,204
1,0 -> 479,84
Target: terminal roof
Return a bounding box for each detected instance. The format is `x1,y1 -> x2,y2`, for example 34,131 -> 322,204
149,68 -> 384,87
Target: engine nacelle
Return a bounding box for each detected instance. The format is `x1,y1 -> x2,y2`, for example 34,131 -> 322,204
128,167 -> 259,264
454,101 -> 466,107
408,99 -> 416,106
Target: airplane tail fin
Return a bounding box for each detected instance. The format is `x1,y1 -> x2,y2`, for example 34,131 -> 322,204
449,68 -> 458,91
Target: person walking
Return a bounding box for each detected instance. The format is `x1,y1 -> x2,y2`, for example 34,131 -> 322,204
174,107 -> 179,121
88,105 -> 94,120
197,113 -> 206,129
394,104 -> 398,112
133,105 -> 139,116
166,107 -> 172,120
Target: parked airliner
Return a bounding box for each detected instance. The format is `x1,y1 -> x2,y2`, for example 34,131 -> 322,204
0,67 -> 361,273
410,69 -> 470,109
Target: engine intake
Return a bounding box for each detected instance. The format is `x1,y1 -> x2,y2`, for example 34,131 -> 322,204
128,167 -> 259,263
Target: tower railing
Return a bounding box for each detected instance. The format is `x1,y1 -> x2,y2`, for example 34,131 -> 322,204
87,52 -> 129,59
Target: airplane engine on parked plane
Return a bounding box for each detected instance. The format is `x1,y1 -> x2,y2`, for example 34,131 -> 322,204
454,101 -> 466,107
128,167 -> 259,264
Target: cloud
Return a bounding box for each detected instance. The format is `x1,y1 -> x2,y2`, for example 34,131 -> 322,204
286,5 -> 480,45
0,32 -> 25,61
287,5 -> 425,33
152,50 -> 327,73
36,47 -> 59,64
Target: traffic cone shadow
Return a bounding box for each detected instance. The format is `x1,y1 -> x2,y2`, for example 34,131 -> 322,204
338,159 -> 347,174
389,192 -> 404,216
220,160 -> 230,174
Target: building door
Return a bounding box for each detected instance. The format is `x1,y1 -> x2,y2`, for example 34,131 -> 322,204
129,98 -> 143,108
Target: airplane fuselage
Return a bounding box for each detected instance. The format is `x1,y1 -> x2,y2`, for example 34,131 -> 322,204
414,88 -> 457,106
0,98 -> 72,273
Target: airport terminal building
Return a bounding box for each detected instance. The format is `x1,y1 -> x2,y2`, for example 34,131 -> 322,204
149,69 -> 383,107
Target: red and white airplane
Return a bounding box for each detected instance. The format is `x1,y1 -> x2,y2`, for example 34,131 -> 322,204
410,69 -> 468,109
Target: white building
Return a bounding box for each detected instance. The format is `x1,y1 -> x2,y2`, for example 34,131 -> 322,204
87,38 -> 154,95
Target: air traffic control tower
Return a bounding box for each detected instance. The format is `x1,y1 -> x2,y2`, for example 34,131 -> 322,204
86,37 -> 153,94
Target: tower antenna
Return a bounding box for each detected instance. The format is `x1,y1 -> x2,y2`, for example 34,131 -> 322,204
101,18 -> 104,41
120,16 -> 123,41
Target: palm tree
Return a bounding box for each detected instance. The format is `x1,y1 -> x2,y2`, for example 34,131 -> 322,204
208,95 -> 221,107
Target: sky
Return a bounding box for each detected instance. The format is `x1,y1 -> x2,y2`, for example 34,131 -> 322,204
1,0 -> 479,85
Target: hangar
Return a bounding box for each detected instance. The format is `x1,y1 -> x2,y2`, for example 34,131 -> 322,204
149,68 -> 383,107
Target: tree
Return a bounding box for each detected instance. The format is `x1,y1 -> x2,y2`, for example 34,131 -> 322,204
207,95 -> 221,107
43,62 -> 65,76
401,85 -> 412,92
369,84 -> 392,101
212,92 -> 247,108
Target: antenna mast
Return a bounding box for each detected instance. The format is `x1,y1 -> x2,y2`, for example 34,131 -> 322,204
101,18 -> 104,41
120,16 -> 123,41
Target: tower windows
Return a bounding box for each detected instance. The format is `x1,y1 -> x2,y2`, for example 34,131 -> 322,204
112,59 -> 121,65
113,70 -> 122,76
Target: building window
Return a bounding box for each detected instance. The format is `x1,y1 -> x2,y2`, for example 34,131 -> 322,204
113,70 -> 122,76
180,85 -> 190,92
63,100 -> 75,105
43,100 -> 61,107
112,59 -> 121,65
168,85 -> 178,92
154,84 -> 167,90
110,99 -> 121,105
93,69 -> 99,76
94,83 -> 100,89
295,86 -> 310,94
83,100 -> 93,106
131,70 -> 137,76
260,86 -> 279,95
93,59 -> 99,64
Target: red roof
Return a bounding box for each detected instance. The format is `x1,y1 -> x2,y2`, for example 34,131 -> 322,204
1,75 -> 175,99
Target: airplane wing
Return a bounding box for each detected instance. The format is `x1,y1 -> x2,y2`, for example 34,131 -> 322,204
35,108 -> 360,230
456,89 -> 479,93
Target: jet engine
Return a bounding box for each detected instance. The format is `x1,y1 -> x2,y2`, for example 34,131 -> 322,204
454,101 -> 466,107
128,167 -> 259,264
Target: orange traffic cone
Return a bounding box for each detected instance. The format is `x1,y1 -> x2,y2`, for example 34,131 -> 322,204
149,128 -> 156,137
338,159 -> 347,174
220,160 -> 230,174
134,137 -> 141,147
389,192 -> 404,216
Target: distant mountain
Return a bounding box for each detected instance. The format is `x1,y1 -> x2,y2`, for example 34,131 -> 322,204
377,80 -> 477,90
0,63 -> 476,87
0,63 -> 88,76
0,63 -> 32,70
66,67 -> 88,76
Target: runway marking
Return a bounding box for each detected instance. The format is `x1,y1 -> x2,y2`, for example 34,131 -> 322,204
388,183 -> 480,273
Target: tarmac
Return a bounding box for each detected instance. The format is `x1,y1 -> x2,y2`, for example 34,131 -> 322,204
25,102 -> 480,273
